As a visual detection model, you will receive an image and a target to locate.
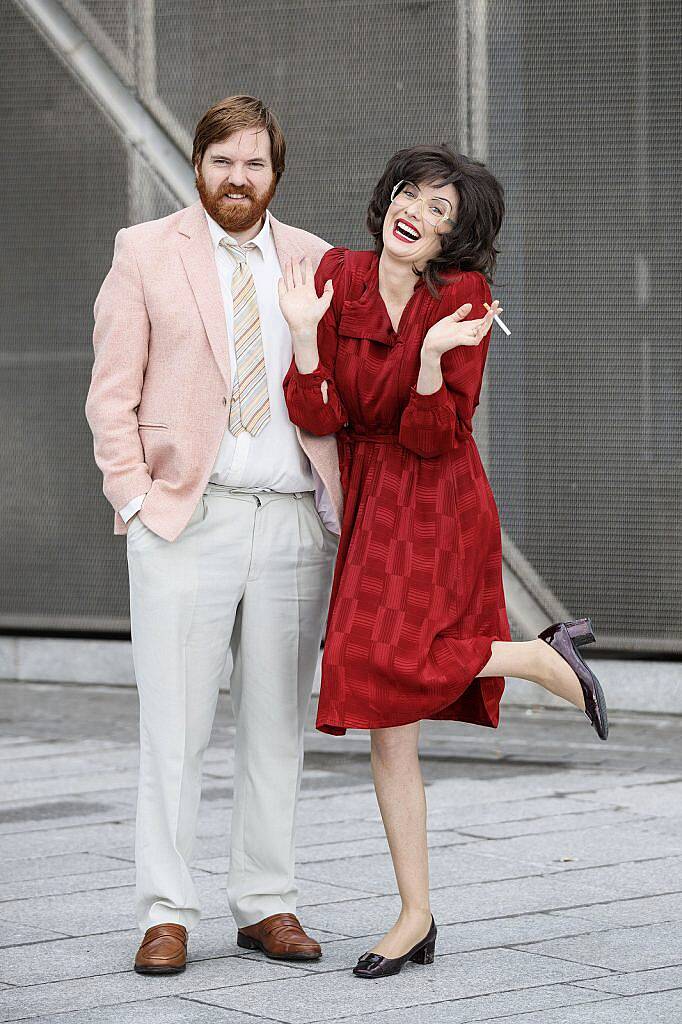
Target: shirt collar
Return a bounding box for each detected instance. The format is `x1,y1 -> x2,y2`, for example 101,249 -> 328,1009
204,206 -> 272,258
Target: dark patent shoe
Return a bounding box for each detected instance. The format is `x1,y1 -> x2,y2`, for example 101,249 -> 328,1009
538,617 -> 609,740
353,916 -> 437,978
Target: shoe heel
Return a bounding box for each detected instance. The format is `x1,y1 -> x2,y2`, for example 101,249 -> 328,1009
237,933 -> 259,951
410,939 -> 436,965
565,616 -> 596,647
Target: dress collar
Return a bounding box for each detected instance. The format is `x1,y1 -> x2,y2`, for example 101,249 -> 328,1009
338,252 -> 427,346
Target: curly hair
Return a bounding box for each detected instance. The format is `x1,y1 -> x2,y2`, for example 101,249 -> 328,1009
366,144 -> 505,298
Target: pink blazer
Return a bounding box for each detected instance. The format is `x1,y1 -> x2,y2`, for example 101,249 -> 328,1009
85,200 -> 343,542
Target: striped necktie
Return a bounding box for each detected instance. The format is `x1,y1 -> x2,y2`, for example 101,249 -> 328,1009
218,237 -> 271,437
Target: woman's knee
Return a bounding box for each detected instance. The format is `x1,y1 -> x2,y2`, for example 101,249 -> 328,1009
370,722 -> 419,765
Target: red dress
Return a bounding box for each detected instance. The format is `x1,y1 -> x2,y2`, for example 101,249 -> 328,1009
283,247 -> 511,736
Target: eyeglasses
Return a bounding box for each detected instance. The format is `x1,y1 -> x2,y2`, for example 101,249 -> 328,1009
389,179 -> 453,227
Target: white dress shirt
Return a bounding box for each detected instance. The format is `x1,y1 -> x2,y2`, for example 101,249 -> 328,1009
119,207 -> 338,531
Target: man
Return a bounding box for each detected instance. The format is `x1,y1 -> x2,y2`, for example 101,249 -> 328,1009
85,94 -> 342,973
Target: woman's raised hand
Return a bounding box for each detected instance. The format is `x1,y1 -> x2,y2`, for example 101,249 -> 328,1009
277,255 -> 334,337
422,299 -> 502,358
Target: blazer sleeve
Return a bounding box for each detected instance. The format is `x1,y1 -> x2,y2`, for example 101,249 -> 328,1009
282,245 -> 349,436
398,271 -> 493,458
84,227 -> 154,512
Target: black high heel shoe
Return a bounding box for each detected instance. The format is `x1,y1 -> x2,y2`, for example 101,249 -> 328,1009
352,916 -> 437,978
538,617 -> 609,740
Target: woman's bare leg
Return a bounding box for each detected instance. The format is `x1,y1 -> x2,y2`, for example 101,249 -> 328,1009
366,722 -> 432,958
478,638 -> 586,711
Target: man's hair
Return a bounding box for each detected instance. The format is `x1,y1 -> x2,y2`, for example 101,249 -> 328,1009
192,95 -> 286,183
366,144 -> 505,296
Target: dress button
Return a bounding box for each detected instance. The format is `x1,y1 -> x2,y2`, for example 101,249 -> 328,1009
222,396 -> 227,406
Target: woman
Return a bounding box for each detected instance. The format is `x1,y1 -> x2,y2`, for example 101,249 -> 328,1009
278,144 -> 609,979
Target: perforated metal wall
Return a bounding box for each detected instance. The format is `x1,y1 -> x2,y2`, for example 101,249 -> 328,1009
2,0 -> 679,649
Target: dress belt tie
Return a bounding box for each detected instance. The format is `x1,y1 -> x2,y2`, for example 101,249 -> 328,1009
341,429 -> 399,445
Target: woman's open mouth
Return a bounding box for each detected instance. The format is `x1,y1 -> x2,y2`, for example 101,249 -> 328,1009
392,217 -> 421,243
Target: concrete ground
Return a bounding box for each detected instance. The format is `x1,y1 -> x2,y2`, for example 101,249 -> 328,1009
0,676 -> 681,1023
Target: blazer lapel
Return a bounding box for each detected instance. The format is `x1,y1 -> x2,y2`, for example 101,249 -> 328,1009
177,201 -> 231,389
269,212 -> 307,270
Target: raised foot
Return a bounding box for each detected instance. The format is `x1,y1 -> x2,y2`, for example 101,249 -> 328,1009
536,638 -> 586,712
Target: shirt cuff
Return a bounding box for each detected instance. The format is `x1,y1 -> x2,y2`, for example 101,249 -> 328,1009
291,361 -> 329,388
408,381 -> 449,408
119,492 -> 147,523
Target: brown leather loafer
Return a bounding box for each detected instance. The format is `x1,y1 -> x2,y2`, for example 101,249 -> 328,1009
134,923 -> 188,974
237,913 -> 322,960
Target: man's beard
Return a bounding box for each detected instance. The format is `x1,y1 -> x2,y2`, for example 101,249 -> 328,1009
195,168 -> 277,233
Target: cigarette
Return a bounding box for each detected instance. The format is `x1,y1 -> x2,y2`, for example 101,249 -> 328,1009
483,302 -> 511,336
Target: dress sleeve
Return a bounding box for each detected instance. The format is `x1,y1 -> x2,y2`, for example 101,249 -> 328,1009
398,271 -> 493,458
282,246 -> 349,436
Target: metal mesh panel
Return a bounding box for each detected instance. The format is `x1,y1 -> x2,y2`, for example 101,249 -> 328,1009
486,1 -> 681,648
60,0 -> 135,85
149,0 -> 467,245
0,3 -> 179,631
2,0 -> 679,648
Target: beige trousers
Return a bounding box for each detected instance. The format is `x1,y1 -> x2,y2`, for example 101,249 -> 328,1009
126,483 -> 338,932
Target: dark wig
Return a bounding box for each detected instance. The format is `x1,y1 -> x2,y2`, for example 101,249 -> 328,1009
366,144 -> 505,298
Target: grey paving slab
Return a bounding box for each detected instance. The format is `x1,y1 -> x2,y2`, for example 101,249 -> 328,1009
458,808 -> 645,839
422,771 -> 682,814
0,806 -> 136,839
22,997 -> 281,1024
2,681 -> 681,1023
540,854 -> 682,898
0,822 -> 135,861
0,739 -> 127,762
0,770 -> 142,803
460,819 -> 682,873
1,748 -> 139,784
514,920 -> 682,972
0,947 -> 300,1022
303,984 -> 612,1024
195,808 -> 235,838
547,891 -> 682,926
297,828 -> 476,864
299,843 -> 543,896
572,780 -> 682,817
0,872 -> 224,936
456,989 -> 682,1024
185,947 -> 610,1022
296,867 -> 643,937
0,919 -> 68,947
0,852 -> 132,886
295,818 -> 386,847
424,795 -> 623,832
292,788 -> 382,825
0,864 -> 135,901
576,963 -> 682,995
195,829 -> 475,875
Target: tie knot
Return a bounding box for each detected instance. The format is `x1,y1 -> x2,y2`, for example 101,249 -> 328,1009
219,238 -> 254,266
